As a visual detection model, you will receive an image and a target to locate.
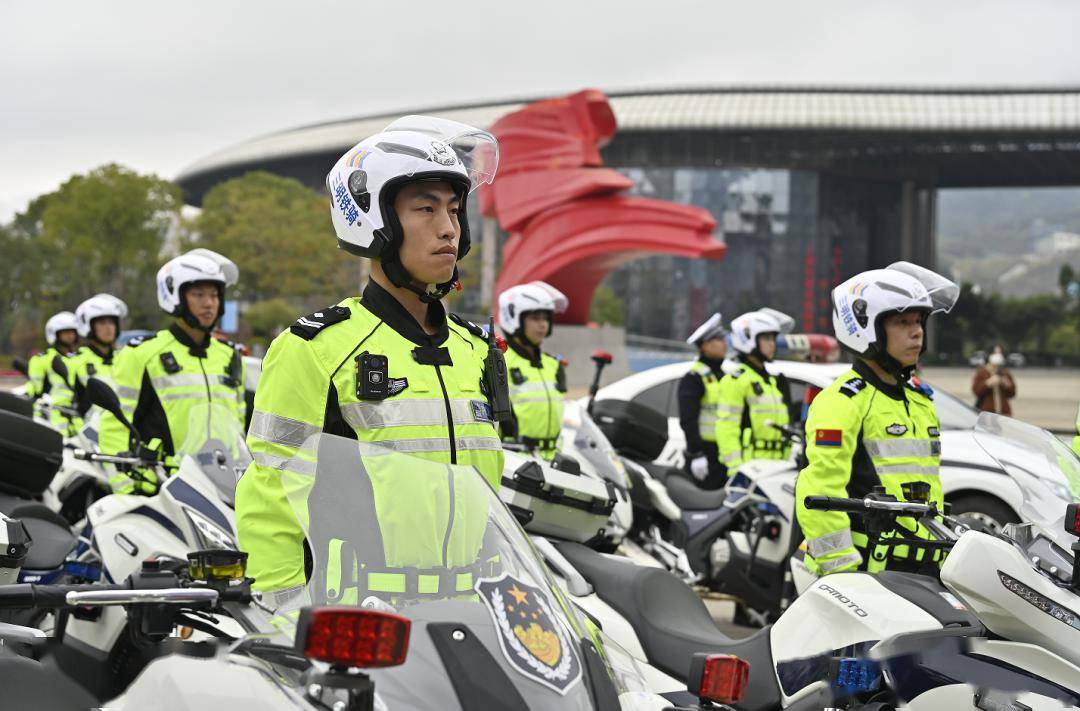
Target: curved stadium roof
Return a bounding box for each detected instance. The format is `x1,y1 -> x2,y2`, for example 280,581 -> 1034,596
176,85 -> 1080,202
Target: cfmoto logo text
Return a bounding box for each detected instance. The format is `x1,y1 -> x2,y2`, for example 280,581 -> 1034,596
817,584 -> 869,618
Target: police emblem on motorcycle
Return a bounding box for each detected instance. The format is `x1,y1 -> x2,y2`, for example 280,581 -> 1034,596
475,574 -> 582,694
429,140 -> 458,166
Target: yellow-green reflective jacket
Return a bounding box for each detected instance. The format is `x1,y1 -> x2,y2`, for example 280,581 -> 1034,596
503,340 -> 566,457
689,359 -> 724,444
317,451 -> 493,604
715,360 -> 790,468
26,350 -> 54,399
36,349 -> 81,433
236,283 -> 504,592
795,364 -> 944,575
99,325 -> 245,488
72,343 -> 116,388
1072,403 -> 1079,458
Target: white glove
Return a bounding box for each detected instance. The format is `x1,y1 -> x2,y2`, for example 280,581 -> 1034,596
690,456 -> 710,481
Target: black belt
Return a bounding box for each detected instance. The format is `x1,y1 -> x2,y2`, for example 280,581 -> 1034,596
521,436 -> 558,450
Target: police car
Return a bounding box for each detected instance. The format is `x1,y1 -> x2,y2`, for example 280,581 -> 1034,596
593,360 -> 1024,531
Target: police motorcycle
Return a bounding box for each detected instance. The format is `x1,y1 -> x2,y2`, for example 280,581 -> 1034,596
6,434 -> 720,711
569,411 -> 1080,709
34,378 -> 247,693
502,348 -> 635,554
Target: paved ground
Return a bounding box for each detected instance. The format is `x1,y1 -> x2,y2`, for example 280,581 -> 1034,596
923,366 -> 1079,434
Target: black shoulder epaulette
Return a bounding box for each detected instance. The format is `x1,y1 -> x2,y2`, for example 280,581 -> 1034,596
126,333 -> 157,348
291,305 -> 351,341
839,377 -> 867,398
448,313 -> 486,340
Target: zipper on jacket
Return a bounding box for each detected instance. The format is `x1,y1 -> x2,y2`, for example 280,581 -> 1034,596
434,365 -> 457,464
197,355 -> 213,437
442,467 -> 456,568
539,362 -> 553,437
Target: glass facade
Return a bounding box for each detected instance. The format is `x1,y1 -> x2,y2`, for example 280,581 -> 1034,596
604,167 -> 928,339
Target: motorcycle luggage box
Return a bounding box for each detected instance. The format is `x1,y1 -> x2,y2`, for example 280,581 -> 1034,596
500,452 -> 615,544
0,392 -> 32,419
0,411 -> 63,498
591,398 -> 668,461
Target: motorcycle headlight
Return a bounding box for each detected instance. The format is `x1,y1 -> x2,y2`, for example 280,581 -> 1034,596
184,508 -> 236,550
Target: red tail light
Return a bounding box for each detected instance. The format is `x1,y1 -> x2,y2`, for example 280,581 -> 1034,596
296,607 -> 410,668
697,654 -> 750,704
1066,503 -> 1080,537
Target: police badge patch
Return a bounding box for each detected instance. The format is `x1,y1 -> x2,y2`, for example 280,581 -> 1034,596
475,574 -> 582,694
886,423 -> 908,436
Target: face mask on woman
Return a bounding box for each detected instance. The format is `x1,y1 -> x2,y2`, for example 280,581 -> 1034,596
988,352 -> 1006,367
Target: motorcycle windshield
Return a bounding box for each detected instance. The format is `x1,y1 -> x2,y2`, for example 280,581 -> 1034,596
564,400 -> 628,489
971,412 -> 1080,553
274,433 -> 623,710
175,403 -> 251,507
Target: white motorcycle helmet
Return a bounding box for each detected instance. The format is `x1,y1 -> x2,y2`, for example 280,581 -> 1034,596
687,312 -> 726,346
326,115 -> 499,303
832,261 -> 958,372
75,294 -> 128,339
498,282 -> 569,338
156,248 -> 239,330
729,308 -> 794,360
45,311 -> 79,346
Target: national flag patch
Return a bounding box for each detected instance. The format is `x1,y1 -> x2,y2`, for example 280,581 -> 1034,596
815,429 -> 843,447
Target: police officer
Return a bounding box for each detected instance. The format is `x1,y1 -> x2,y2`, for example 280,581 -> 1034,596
795,262 -> 959,576
678,313 -> 729,489
715,308 -> 794,471
236,116 -> 507,593
30,311 -> 82,434
497,281 -> 569,459
71,293 -> 128,411
1071,402 -> 1079,458
98,249 -> 245,494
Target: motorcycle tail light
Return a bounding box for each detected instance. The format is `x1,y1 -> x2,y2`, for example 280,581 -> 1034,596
296,607 -> 410,668
691,654 -> 749,704
1065,503 -> 1080,537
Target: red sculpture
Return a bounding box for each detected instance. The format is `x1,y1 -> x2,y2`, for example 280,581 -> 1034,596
483,89 -> 724,324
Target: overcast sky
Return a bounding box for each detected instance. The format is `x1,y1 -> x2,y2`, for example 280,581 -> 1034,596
4,0 -> 1080,221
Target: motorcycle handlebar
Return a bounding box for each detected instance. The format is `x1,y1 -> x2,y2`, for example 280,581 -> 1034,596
0,583 -> 221,610
0,583 -> 119,609
802,495 -> 935,517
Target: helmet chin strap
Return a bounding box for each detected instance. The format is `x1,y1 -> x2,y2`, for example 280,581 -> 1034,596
383,259 -> 459,304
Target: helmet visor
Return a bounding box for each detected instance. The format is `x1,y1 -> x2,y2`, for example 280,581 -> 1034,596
382,115 -> 499,193
887,262 -> 959,314
757,308 -> 795,334
185,248 -> 240,287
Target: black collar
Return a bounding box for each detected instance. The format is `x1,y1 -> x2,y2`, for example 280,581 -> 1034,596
853,359 -> 906,401
507,335 -> 541,366
698,356 -> 725,376
361,280 -> 448,347
170,323 -> 209,358
87,341 -> 114,365
737,354 -> 771,381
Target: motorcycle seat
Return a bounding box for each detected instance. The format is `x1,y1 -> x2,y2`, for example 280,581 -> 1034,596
554,540 -> 781,711
7,503 -> 77,572
664,476 -> 729,510
874,572 -> 982,629
0,647 -> 99,709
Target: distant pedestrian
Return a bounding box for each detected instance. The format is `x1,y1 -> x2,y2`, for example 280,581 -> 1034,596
972,345 -> 1016,415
